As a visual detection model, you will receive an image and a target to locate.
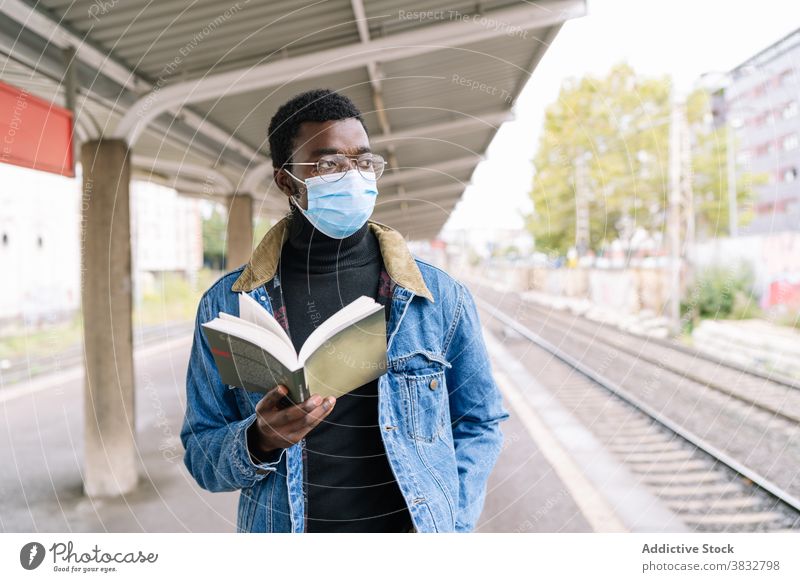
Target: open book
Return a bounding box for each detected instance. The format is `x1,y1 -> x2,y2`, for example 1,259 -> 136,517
201,293 -> 388,404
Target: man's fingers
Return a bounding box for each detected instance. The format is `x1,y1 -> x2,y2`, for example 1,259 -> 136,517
276,401 -> 318,424
257,394 -> 336,442
301,397 -> 336,428
256,384 -> 288,412
266,399 -> 336,445
258,394 -> 327,427
272,398 -> 334,434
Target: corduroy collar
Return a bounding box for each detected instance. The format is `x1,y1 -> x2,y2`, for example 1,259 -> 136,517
230,215 -> 434,302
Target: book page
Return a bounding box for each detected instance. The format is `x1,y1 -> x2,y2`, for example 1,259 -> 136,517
202,317 -> 300,371
219,312 -> 296,355
298,295 -> 379,365
238,292 -> 294,351
302,307 -> 388,399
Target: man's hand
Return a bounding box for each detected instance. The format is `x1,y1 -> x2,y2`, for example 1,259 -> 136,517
247,385 -> 336,459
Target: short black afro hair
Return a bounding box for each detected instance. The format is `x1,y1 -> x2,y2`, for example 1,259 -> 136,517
267,88 -> 368,170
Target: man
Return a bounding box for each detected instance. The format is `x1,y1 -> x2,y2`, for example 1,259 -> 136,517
180,89 -> 510,533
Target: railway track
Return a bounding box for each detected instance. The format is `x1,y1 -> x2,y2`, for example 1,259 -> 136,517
0,321 -> 195,387
472,282 -> 800,533
519,295 -> 800,425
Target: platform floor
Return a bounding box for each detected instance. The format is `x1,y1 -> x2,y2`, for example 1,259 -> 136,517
0,318 -> 683,533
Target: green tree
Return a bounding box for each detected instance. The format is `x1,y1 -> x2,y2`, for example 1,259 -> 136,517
685,88 -> 765,238
525,63 -> 766,255
526,63 -> 671,255
202,206 -> 226,269
253,215 -> 273,247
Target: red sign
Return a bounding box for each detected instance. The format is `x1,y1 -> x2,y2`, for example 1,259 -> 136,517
0,80 -> 74,177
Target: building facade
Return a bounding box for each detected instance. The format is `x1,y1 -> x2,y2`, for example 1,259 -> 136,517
0,163 -> 204,328
718,28 -> 800,234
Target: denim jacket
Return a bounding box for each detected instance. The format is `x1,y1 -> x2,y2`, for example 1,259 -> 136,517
179,216 -> 511,532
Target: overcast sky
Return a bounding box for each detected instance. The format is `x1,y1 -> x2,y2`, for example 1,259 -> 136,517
443,0 -> 800,236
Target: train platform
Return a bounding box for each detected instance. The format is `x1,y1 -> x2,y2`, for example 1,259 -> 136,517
0,316 -> 686,533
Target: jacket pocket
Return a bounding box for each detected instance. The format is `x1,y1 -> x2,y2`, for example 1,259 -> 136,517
394,350 -> 451,443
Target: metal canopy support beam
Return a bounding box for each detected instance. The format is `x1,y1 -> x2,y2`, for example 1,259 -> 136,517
374,203 -> 459,228
375,200 -> 458,221
406,222 -> 453,235
376,196 -> 463,218
350,0 -> 402,189
0,16 -> 257,168
378,155 -> 480,188
1,0 -> 147,93
241,162 -> 275,195
173,189 -> 229,205
375,204 -> 460,226
0,0 -> 265,166
391,223 -> 448,240
369,110 -> 512,146
240,109 -> 506,194
245,160 -> 474,201
377,221 -> 450,236
397,212 -> 456,228
167,179 -> 226,198
377,183 -> 464,203
113,0 -> 586,145
403,225 -> 447,238
62,45 -> 78,174
129,168 -> 233,201
380,197 -> 458,213
403,219 -> 449,231
132,156 -> 235,193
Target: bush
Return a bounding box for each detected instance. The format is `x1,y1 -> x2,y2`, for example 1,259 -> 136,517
683,263 -> 757,322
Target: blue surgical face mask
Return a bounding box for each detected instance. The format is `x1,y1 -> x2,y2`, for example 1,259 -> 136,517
289,170 -> 378,239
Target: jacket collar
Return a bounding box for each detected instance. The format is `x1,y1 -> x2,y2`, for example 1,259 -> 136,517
230,215 -> 434,302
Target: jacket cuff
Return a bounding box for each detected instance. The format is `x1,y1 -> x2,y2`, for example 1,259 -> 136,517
237,413 -> 286,476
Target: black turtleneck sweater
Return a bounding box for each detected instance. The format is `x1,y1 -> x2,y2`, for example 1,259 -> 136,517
278,206 -> 413,533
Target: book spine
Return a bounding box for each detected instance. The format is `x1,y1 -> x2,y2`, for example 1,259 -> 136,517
294,368 -> 309,402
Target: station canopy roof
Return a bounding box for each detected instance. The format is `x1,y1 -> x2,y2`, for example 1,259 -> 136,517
1,0 -> 585,239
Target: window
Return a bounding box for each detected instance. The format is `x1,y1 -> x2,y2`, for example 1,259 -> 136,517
782,134 -> 799,151
783,167 -> 798,182
783,101 -> 798,120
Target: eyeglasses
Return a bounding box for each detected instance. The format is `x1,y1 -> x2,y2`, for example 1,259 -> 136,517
284,153 -> 385,183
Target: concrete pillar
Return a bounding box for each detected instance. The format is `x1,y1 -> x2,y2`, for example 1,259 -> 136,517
226,193 -> 253,270
80,139 -> 137,497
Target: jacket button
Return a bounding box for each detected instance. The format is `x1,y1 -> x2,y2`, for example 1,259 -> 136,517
429,378 -> 438,390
